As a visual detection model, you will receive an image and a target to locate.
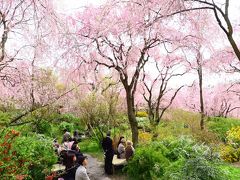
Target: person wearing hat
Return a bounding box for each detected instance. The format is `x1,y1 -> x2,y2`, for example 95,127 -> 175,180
75,155 -> 90,180
125,140 -> 135,161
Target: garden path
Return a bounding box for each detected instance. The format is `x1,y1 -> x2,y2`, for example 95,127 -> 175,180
86,154 -> 127,180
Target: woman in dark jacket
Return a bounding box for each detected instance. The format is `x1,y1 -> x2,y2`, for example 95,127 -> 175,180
62,151 -> 79,180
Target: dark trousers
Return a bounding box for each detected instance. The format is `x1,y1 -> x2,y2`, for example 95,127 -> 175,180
104,151 -> 114,175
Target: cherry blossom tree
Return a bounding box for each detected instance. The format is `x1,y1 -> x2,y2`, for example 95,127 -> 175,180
177,0 -> 240,62
0,0 -> 71,126
0,0 -> 63,87
141,55 -> 186,126
178,10 -> 218,129
73,0 -> 189,146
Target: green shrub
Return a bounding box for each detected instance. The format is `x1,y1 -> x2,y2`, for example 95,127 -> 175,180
59,114 -> 82,124
32,119 -> 52,136
182,157 -> 225,180
163,158 -> 185,180
0,129 -> 57,179
161,136 -> 220,162
12,133 -> 57,179
59,121 -> 74,132
126,136 -> 224,180
126,143 -> 170,180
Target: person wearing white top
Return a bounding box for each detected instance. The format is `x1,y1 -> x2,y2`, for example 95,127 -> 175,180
117,138 -> 126,159
75,156 -> 90,180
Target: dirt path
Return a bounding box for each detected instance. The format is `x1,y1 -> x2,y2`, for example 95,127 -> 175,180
86,154 -> 127,180
232,162 -> 240,168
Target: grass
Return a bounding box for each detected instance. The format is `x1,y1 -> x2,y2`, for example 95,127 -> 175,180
156,109 -> 240,144
207,116 -> 240,142
220,164 -> 240,179
155,109 -> 220,144
79,138 -> 104,161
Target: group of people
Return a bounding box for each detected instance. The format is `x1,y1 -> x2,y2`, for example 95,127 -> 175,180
53,129 -> 90,180
117,136 -> 135,161
53,130 -> 135,179
102,132 -> 135,175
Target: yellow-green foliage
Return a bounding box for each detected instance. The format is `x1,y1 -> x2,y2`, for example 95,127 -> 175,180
136,111 -> 148,117
139,131 -> 152,143
220,126 -> 240,162
227,126 -> 240,145
220,145 -> 240,163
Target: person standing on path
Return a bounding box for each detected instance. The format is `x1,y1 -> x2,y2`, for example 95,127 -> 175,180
101,131 -> 114,175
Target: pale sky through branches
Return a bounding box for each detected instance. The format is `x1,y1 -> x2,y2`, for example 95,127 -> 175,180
54,0 -> 104,12
53,0 -> 240,88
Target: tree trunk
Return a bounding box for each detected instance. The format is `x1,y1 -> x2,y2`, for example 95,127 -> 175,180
227,35 -> 240,62
198,63 -> 205,130
148,107 -> 155,125
155,109 -> 160,126
126,91 -> 138,147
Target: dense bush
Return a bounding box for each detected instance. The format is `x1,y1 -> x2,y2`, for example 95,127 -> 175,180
0,128 -> 57,179
226,126 -> 240,145
126,136 -> 225,180
220,126 -> 240,162
126,143 -> 170,179
0,129 -> 25,179
12,133 -> 57,179
220,145 -> 240,163
182,157 -> 224,180
59,114 -> 83,126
